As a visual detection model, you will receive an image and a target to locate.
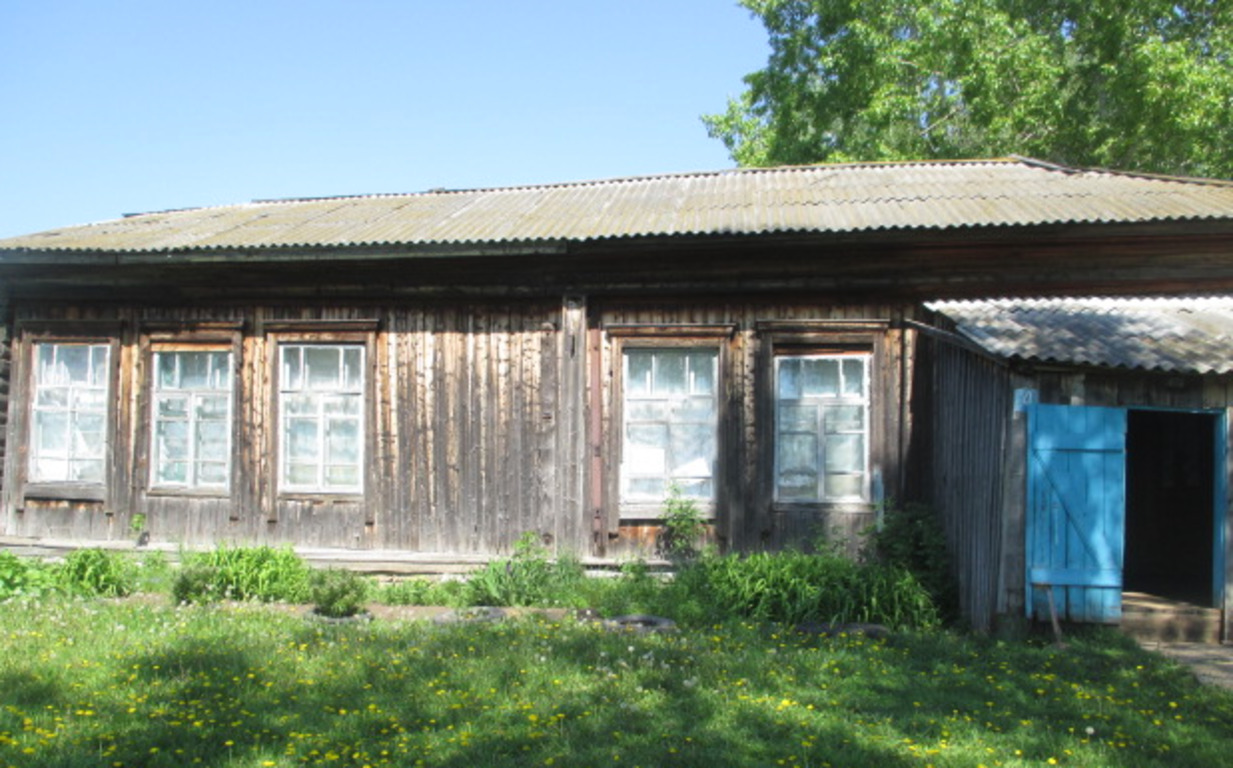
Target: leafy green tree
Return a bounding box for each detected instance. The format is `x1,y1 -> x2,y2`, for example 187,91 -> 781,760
705,0 -> 1233,177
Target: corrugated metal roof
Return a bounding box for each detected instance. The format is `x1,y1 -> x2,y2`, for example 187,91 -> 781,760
929,296 -> 1233,374
4,157 -> 1233,255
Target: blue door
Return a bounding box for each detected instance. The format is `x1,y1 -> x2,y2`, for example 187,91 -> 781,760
1027,404 -> 1127,624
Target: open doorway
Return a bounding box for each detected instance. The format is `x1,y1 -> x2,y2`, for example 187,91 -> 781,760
1124,410 -> 1218,606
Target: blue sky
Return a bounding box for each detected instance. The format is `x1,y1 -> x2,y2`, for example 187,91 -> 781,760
0,1 -> 768,238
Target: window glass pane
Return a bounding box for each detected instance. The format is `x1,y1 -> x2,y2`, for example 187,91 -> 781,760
626,352 -> 653,397
627,400 -> 667,421
209,352 -> 232,389
157,353 -> 179,389
157,461 -> 189,485
778,403 -> 817,432
196,421 -> 229,458
57,346 -> 89,383
778,471 -> 817,501
777,358 -> 800,399
282,347 -> 303,390
674,478 -> 712,499
306,347 -> 340,389
156,420 -> 190,461
323,395 -> 361,417
157,396 -> 188,419
825,434 -> 865,473
286,418 -> 320,461
670,422 -> 713,478
90,347 -> 110,386
654,351 -> 687,395
325,465 -> 360,488
197,462 -> 228,486
72,387 -> 106,410
36,386 -> 69,408
177,352 -> 211,389
689,351 -> 716,395
825,405 -> 864,433
325,419 -> 360,464
196,395 -> 230,421
625,424 -> 668,474
72,459 -> 104,483
626,477 -> 666,499
842,358 -> 865,397
34,411 -> 68,453
671,395 -> 714,421
342,348 -> 363,391
73,414 -> 106,458
824,474 -> 864,499
286,463 -> 318,487
778,432 -> 818,474
802,358 -> 840,396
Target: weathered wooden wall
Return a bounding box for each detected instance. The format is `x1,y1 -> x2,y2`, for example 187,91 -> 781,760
920,330 -> 1012,632
1,296 -> 924,560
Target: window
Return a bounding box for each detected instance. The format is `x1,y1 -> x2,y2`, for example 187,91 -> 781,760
620,348 -> 717,504
29,343 -> 110,484
775,353 -> 870,502
279,344 -> 365,493
151,350 -> 232,490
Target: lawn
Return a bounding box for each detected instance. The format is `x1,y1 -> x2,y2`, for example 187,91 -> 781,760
1,596 -> 1231,768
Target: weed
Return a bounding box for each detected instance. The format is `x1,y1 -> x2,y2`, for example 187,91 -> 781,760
57,548 -> 137,598
659,483 -> 705,561
0,551 -> 59,601
179,545 -> 312,603
309,568 -> 372,618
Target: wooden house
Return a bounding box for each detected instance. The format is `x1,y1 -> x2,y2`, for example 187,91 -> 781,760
1,158 -> 1232,631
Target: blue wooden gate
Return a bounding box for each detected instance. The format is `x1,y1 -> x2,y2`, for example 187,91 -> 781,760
1027,404 -> 1127,624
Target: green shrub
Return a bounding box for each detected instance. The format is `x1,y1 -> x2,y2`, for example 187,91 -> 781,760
461,532 -> 586,607
659,484 -> 705,561
172,564 -> 224,605
668,550 -> 940,630
309,568 -> 372,618
377,577 -> 460,606
179,545 -> 312,603
0,551 -> 59,601
58,548 -> 137,598
866,500 -> 957,621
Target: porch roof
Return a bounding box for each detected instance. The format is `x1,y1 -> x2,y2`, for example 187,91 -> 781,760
930,296 -> 1233,375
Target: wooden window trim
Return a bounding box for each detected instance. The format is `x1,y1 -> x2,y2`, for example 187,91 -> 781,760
20,336 -> 120,502
609,334 -> 727,522
145,345 -> 238,495
762,329 -> 886,514
270,334 -> 375,499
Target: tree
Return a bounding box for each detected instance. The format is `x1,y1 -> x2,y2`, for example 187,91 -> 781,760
705,0 -> 1233,177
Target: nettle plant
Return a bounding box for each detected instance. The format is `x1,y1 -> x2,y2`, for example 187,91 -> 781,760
659,483 -> 705,561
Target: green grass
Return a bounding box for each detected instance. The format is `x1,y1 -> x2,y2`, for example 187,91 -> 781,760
1,596 -> 1231,767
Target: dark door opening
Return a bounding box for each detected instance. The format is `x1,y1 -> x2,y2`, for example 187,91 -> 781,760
1124,410 -> 1217,606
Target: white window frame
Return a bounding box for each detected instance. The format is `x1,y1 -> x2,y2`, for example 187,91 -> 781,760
774,352 -> 871,503
278,343 -> 366,495
619,346 -> 719,509
28,342 -> 111,485
149,348 -> 233,491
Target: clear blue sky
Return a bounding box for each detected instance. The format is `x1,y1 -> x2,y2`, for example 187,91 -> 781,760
0,1 -> 769,238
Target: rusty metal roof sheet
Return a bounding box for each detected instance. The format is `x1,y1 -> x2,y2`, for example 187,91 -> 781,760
4,157 -> 1233,255
930,296 -> 1233,374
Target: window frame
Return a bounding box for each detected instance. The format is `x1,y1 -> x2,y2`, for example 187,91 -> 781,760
21,332 -> 120,502
606,327 -> 732,521
773,350 -> 872,504
756,320 -> 888,513
146,345 -> 236,495
274,337 -> 371,498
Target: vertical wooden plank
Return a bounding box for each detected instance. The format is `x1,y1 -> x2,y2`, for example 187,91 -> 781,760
556,296 -> 587,553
